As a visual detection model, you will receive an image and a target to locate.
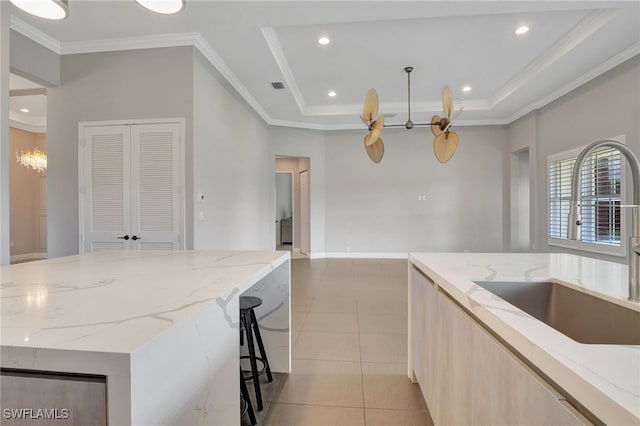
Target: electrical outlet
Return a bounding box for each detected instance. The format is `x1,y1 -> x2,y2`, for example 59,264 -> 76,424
346,246 -> 351,253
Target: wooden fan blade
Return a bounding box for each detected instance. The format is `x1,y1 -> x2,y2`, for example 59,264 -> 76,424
363,88 -> 379,122
365,116 -> 384,146
433,131 -> 459,163
443,106 -> 464,132
442,86 -> 453,118
431,115 -> 444,137
360,115 -> 369,125
365,137 -> 384,163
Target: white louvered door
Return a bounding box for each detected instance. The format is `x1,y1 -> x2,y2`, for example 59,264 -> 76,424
130,124 -> 181,250
83,126 -> 132,253
81,122 -> 182,253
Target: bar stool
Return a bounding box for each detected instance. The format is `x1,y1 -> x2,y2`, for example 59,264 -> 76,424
240,296 -> 273,411
240,367 -> 256,425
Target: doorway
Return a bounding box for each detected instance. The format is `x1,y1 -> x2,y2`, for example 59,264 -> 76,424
275,156 -> 310,258
510,148 -> 530,252
8,73 -> 48,264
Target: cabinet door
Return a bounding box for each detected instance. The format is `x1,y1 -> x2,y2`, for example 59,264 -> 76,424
82,125 -> 132,253
130,123 -> 181,250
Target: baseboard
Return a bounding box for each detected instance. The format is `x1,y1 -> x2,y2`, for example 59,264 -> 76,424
10,252 -> 48,262
309,252 -> 408,259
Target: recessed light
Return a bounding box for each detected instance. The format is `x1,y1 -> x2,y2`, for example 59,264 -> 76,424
462,85 -> 472,93
9,0 -> 69,20
318,37 -> 330,45
20,108 -> 30,113
135,0 -> 185,14
515,26 -> 529,35
328,91 -> 336,97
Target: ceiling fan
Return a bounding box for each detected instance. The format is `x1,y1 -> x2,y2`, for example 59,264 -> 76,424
361,66 -> 463,164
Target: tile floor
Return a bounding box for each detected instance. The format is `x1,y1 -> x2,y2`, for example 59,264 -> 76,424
242,258 -> 434,426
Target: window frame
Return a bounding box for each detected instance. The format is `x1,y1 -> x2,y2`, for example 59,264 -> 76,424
547,136 -> 627,257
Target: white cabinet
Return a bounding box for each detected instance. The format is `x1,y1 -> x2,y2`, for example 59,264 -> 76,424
409,266 -> 591,425
80,122 -> 183,253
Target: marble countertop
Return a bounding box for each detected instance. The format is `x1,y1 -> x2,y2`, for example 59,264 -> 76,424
409,252 -> 640,425
1,250 -> 289,354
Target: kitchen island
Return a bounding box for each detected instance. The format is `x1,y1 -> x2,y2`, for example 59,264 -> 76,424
1,250 -> 290,425
408,253 -> 640,425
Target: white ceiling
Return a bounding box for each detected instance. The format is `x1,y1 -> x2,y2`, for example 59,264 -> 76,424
9,73 -> 47,131
8,1 -> 640,130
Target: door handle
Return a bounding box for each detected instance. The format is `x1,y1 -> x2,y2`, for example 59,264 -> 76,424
117,235 -> 130,240
131,235 -> 141,241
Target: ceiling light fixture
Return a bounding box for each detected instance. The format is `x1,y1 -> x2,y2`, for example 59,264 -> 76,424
9,0 -> 69,20
135,0 -> 185,14
515,26 -> 529,35
16,148 -> 47,173
19,108 -> 30,113
462,85 -> 472,92
328,91 -> 336,97
361,66 -> 464,164
318,37 -> 330,45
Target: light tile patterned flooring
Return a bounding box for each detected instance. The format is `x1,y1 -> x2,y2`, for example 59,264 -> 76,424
243,258 -> 434,426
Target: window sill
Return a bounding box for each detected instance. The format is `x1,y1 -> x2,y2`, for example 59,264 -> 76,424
548,238 -> 626,257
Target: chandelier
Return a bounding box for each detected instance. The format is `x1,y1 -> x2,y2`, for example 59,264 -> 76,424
16,148 -> 47,173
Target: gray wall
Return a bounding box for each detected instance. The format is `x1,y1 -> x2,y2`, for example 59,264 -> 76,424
47,47 -> 194,257
323,126 -> 510,254
511,55 -> 640,263
10,30 -> 60,87
192,51 -> 273,250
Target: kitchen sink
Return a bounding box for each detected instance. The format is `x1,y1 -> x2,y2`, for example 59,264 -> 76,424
472,280 -> 640,345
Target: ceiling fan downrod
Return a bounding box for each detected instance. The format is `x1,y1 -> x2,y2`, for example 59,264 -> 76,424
404,66 -> 414,129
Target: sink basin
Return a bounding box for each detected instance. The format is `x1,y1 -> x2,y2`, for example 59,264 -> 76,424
472,281 -> 640,345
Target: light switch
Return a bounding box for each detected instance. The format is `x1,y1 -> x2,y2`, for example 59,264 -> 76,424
199,210 -> 205,221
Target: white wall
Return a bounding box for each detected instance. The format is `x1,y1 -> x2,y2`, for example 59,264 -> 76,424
512,55 -> 640,263
47,47 -> 194,257
323,127 -> 510,254
192,51 -> 273,250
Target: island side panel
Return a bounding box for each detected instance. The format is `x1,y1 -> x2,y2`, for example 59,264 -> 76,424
130,292 -> 240,426
0,347 -> 132,426
240,259 -> 291,373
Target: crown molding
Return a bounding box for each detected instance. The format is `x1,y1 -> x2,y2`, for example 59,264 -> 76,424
505,42 -> 640,125
10,119 -> 47,133
10,16 -> 61,53
60,32 -> 201,55
261,27 -> 307,114
192,34 -> 272,124
269,117 -> 509,131
489,8 -> 619,108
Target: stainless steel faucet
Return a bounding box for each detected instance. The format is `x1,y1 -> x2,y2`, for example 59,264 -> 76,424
567,139 -> 640,302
